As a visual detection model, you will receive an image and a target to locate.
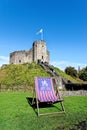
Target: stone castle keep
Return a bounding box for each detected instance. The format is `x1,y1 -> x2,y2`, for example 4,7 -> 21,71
10,40 -> 50,64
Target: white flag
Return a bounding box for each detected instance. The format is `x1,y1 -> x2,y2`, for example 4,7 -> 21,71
36,29 -> 43,35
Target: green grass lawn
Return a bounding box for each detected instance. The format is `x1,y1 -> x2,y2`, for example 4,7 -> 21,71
0,92 -> 87,130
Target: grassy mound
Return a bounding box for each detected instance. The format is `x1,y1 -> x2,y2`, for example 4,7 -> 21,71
0,63 -> 82,91
0,63 -> 50,87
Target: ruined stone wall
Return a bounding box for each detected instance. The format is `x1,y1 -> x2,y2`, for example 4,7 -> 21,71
28,48 -> 33,63
10,40 -> 50,64
60,90 -> 87,97
10,50 -> 33,64
46,50 -> 50,63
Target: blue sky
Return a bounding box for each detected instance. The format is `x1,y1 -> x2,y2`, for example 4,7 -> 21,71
0,0 -> 87,70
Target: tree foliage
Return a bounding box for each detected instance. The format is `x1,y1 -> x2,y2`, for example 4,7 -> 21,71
65,66 -> 77,77
79,66 -> 87,81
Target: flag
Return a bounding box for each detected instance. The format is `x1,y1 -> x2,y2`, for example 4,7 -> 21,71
36,29 -> 43,35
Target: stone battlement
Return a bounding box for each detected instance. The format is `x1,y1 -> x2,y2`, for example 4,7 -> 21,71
10,40 -> 50,64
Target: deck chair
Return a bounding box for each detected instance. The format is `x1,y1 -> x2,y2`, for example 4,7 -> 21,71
32,77 -> 65,116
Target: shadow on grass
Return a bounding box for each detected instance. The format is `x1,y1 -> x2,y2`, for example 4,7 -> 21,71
70,120 -> 87,130
53,120 -> 87,130
26,97 -> 61,116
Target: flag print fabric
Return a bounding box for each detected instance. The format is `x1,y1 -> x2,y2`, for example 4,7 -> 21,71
35,77 -> 58,102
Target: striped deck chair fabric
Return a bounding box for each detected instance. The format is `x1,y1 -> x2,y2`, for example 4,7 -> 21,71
35,77 -> 58,103
33,77 -> 65,116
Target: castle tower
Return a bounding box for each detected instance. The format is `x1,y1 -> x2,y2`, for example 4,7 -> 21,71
10,40 -> 50,64
33,40 -> 50,63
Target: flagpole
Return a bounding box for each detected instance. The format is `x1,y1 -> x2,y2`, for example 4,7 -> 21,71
41,30 -> 43,40
36,28 -> 43,40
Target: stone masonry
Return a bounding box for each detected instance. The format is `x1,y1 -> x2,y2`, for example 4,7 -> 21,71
10,40 -> 50,64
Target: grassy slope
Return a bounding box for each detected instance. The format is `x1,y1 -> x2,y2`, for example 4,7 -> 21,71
0,92 -> 87,130
54,67 -> 83,83
0,63 -> 82,88
0,63 -> 50,87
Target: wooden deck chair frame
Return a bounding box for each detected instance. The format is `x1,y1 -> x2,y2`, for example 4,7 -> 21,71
32,77 -> 65,116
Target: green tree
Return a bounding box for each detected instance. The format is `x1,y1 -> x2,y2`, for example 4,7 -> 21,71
79,66 -> 87,81
65,66 -> 77,77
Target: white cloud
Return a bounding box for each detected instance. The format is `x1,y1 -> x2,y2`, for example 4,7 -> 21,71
0,56 -> 9,60
51,60 -> 87,71
0,56 -> 9,66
